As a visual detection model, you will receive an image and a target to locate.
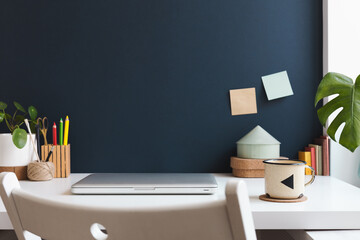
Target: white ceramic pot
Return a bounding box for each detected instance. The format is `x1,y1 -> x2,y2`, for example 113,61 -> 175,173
0,134 -> 36,167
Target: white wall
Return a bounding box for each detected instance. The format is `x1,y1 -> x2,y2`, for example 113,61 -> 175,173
324,0 -> 360,187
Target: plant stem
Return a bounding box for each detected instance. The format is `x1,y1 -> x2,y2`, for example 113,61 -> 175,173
3,110 -> 12,132
12,110 -> 17,122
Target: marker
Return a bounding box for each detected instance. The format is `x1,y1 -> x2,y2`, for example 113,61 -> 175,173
35,124 -> 41,160
52,122 -> 57,145
45,145 -> 55,162
63,116 -> 69,145
59,118 -> 63,145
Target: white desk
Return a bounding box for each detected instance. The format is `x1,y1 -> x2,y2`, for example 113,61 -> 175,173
0,173 -> 360,230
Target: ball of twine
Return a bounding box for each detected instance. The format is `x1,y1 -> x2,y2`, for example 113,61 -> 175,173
27,162 -> 55,181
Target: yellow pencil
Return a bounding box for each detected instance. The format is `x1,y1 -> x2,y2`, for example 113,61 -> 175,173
63,116 -> 69,145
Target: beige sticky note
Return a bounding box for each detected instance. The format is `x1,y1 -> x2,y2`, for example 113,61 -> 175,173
229,88 -> 257,115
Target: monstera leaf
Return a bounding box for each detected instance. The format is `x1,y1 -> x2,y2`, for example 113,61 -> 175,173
315,72 -> 360,152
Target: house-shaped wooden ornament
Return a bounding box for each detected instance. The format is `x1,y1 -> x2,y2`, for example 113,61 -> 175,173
237,125 -> 280,159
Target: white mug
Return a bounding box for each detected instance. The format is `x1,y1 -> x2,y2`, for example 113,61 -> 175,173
263,159 -> 315,199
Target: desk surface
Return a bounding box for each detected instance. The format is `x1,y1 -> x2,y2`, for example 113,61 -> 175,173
1,174 -> 360,230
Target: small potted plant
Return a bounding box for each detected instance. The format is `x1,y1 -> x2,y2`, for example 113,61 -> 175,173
315,72 -> 360,152
0,101 -> 38,172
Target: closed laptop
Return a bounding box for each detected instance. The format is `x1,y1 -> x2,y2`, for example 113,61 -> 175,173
71,173 -> 218,195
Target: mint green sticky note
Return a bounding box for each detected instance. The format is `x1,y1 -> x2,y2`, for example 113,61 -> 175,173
261,71 -> 294,100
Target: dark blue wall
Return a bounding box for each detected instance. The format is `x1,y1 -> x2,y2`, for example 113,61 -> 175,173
0,0 -> 322,173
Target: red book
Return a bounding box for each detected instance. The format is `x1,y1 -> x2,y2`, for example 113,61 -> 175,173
314,136 -> 330,176
305,146 -> 316,174
53,122 -> 57,145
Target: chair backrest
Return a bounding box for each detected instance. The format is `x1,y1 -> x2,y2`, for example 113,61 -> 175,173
0,172 -> 256,240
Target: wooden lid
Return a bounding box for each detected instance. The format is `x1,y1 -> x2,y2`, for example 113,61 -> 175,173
230,156 -> 288,169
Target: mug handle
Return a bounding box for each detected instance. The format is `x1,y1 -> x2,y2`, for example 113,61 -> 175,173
305,166 -> 315,186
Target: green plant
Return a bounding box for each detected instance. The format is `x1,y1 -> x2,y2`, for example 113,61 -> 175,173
315,72 -> 360,152
0,101 -> 38,149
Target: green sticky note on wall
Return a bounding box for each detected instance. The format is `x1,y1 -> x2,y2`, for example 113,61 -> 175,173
261,71 -> 294,100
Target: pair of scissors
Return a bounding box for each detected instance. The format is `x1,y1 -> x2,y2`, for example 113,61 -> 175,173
37,117 -> 49,145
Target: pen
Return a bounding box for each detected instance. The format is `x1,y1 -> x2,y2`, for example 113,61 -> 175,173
35,124 -> 41,160
63,116 -> 69,145
45,145 -> 55,162
59,118 -> 63,145
53,122 -> 57,145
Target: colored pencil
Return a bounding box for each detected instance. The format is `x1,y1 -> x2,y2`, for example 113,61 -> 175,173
53,122 -> 57,145
59,118 -> 63,145
63,116 -> 69,145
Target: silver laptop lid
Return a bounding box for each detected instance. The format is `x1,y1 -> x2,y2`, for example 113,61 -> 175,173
73,173 -> 217,188
71,173 -> 218,194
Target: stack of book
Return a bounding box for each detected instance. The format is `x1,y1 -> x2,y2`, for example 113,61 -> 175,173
298,136 -> 330,176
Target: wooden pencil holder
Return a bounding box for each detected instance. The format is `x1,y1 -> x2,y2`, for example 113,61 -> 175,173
41,144 -> 71,178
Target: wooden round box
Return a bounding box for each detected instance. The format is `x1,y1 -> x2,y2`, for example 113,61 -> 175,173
230,156 -> 289,178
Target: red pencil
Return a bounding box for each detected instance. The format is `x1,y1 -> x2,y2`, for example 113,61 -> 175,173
53,122 -> 57,145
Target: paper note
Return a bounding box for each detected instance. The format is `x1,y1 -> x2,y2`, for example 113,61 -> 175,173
229,88 -> 257,116
261,71 -> 294,100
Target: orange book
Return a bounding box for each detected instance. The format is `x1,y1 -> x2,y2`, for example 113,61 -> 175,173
298,151 -> 311,175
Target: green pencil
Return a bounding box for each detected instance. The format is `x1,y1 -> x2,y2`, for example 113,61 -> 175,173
59,118 -> 64,145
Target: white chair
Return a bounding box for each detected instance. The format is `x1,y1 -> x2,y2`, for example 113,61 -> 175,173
0,172 -> 257,240
306,230 -> 360,240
